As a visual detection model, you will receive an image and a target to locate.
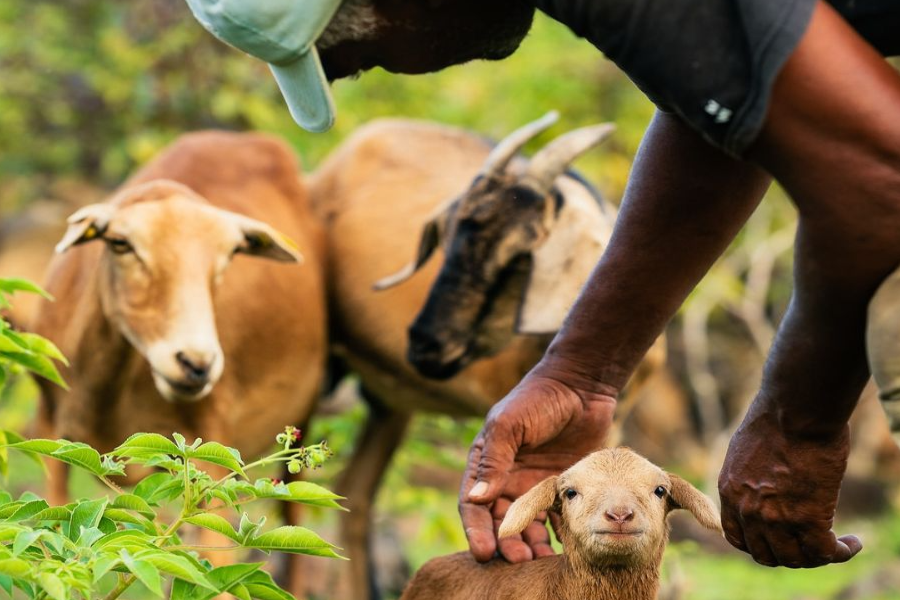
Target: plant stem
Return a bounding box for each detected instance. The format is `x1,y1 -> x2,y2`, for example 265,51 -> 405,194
100,574 -> 133,600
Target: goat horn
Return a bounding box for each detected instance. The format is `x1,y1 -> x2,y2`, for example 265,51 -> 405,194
523,123 -> 616,194
479,111 -> 560,178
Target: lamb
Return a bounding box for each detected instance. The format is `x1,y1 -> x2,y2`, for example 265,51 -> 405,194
400,447 -> 722,600
308,114 -> 665,600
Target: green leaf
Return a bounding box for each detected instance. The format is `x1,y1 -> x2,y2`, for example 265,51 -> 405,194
120,550 -> 163,597
0,524 -> 28,542
132,472 -> 173,502
77,526 -> 105,548
189,442 -> 245,477
102,508 -> 144,527
244,526 -> 343,558
241,570 -> 294,600
136,550 -> 216,590
114,433 -> 182,459
206,563 -> 263,594
14,332 -> 67,365
12,530 -> 43,556
68,498 -> 108,541
110,493 -> 155,518
184,513 -> 240,543
92,555 -> 120,583
52,443 -> 107,476
0,573 -> 12,596
5,438 -> 62,456
230,583 -> 252,600
93,530 -> 155,553
31,506 -> 72,521
0,278 -> 52,300
0,558 -> 30,577
249,479 -> 345,510
7,500 -> 50,521
36,571 -> 67,600
0,351 -> 67,389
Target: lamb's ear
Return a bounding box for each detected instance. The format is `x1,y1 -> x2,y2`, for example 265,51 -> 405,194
498,476 -> 558,538
667,474 -> 722,533
373,200 -> 455,291
231,214 -> 303,264
515,185 -> 611,334
55,204 -> 116,253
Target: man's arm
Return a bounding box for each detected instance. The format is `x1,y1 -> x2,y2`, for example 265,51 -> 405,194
461,108 -> 772,562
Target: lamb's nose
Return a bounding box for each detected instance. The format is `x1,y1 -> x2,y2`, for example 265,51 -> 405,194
604,507 -> 635,524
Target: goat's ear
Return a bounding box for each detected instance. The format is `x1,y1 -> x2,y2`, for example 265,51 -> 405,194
55,204 -> 116,253
233,215 -> 304,264
516,186 -> 612,334
373,200 -> 454,291
667,474 -> 722,533
498,476 -> 558,538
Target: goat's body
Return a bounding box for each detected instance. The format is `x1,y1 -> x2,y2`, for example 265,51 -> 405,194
400,552 -> 658,600
35,130 -> 327,467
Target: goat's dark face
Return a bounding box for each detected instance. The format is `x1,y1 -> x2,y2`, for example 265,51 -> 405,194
407,177 -> 556,379
374,113 -> 615,380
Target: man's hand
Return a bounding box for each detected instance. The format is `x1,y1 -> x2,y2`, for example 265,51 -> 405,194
460,368 -> 616,563
718,410 -> 862,568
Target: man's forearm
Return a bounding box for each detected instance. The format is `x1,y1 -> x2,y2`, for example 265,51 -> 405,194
542,110 -> 771,392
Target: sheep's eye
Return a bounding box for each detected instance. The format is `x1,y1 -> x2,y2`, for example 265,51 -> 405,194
654,486 -> 667,499
564,488 -> 578,500
106,238 -> 133,255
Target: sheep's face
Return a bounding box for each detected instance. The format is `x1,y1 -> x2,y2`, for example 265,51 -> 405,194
55,180 -> 301,402
499,448 -> 722,569
317,0 -> 534,80
404,176 -> 557,379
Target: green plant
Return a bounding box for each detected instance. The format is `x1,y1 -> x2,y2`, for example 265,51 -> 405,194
0,426 -> 344,600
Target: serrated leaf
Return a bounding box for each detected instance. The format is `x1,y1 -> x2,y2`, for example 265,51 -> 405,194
136,551 -> 216,590
242,570 -> 294,600
12,530 -> 43,556
0,351 -> 67,388
184,513 -> 240,543
31,506 -> 72,521
120,551 -> 163,597
114,433 -> 182,459
244,526 -> 343,558
102,508 -> 144,527
0,558 -> 30,577
249,479 -> 345,510
68,498 -> 108,541
189,442 -> 245,477
132,472 -> 172,502
93,530 -> 154,552
7,500 -> 49,521
5,438 -> 63,456
0,278 -> 52,299
13,333 -> 68,365
36,571 -> 66,600
110,493 -> 155,518
52,443 -> 106,475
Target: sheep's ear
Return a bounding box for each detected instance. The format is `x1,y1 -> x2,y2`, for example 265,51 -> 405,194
231,214 -> 304,264
498,476 -> 558,538
55,204 -> 115,253
515,185 -> 611,334
373,200 -> 454,291
667,474 -> 722,533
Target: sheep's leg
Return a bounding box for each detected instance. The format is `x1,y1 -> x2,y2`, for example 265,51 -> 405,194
332,396 -> 411,600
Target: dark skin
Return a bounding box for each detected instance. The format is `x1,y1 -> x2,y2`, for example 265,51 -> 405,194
318,0 -> 899,568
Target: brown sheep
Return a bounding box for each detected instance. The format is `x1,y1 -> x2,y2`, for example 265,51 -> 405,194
309,115 -> 666,600
400,448 -> 721,600
31,132 -> 328,579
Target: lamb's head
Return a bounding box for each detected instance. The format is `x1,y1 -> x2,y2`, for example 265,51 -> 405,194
55,179 -> 301,402
499,448 -> 721,569
375,112 -> 615,380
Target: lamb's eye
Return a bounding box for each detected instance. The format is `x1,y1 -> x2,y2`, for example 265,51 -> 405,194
107,238 -> 133,255
564,488 -> 578,500
654,486 -> 667,499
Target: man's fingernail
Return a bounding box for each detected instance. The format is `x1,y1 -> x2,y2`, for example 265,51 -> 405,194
470,482 -> 488,498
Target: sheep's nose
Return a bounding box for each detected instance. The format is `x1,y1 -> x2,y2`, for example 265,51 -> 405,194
604,507 -> 635,524
175,350 -> 214,383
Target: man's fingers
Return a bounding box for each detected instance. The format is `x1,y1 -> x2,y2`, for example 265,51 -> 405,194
468,423 -> 518,504
830,535 -> 863,563
741,524 -> 779,567
521,515 -> 555,559
720,505 -> 748,552
764,530 -> 807,568
460,500 -> 498,563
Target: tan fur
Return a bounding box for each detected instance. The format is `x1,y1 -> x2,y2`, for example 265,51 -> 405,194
33,130 -> 327,483
308,119 -> 666,600
401,448 -> 721,600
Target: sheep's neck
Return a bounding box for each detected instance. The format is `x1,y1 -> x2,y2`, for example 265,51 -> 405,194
557,553 -> 661,600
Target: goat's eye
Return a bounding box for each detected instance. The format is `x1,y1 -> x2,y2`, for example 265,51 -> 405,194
654,486 -> 667,499
564,488 -> 578,500
106,238 -> 133,255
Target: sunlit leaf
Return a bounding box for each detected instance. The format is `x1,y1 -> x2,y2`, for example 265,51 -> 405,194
244,526 -> 343,558
184,514 -> 240,543
114,433 -> 182,459
120,550 -> 163,597
36,571 -> 67,600
68,498 -> 108,541
189,442 -> 245,477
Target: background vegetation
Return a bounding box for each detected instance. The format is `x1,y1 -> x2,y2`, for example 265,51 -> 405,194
1,1 -> 899,599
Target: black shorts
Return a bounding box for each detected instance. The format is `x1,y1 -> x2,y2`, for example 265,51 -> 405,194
535,0 -> 900,156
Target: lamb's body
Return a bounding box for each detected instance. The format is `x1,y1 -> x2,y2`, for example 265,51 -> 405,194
402,553 -> 658,600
